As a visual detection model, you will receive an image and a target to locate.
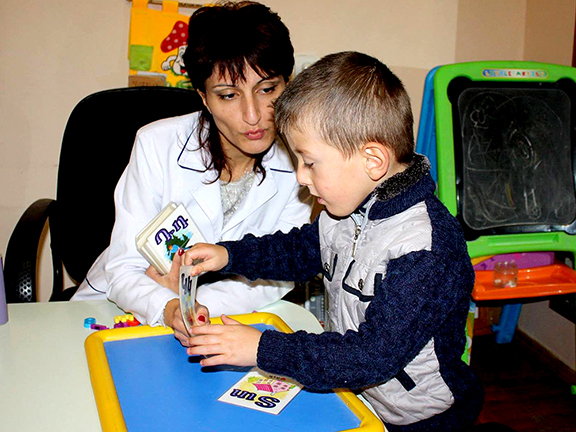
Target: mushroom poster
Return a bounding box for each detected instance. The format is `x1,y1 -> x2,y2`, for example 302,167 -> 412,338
128,0 -> 194,88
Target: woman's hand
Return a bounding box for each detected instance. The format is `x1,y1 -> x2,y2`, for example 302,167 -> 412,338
182,243 -> 230,276
164,299 -> 210,346
194,302 -> 210,325
186,315 -> 261,367
163,298 -> 190,345
145,247 -> 186,293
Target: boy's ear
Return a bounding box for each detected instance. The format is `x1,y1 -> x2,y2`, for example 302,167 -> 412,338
361,142 -> 390,182
197,90 -> 211,114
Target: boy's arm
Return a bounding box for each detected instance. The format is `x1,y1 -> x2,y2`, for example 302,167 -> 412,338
218,217 -> 323,283
256,249 -> 474,391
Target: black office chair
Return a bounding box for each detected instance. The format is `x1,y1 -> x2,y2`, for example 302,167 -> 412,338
4,86 -> 203,302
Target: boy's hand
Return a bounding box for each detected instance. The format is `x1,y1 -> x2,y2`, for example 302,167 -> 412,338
182,243 -> 229,276
186,315 -> 261,367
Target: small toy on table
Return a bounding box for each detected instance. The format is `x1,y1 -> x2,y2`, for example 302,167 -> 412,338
84,317 -> 96,328
84,313 -> 141,331
114,313 -> 141,328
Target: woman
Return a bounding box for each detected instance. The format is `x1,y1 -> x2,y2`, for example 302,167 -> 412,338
73,2 -> 312,344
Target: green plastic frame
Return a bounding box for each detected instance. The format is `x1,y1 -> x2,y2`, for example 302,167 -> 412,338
433,61 -> 576,259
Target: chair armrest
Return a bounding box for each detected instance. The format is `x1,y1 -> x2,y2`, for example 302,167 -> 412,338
4,199 -> 55,302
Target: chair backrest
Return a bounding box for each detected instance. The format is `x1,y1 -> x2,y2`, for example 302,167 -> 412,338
51,86 -> 203,285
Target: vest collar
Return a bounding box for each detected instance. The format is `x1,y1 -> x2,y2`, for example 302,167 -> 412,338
357,154 -> 436,220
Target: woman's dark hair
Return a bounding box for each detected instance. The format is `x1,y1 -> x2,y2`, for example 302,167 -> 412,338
183,1 -> 294,182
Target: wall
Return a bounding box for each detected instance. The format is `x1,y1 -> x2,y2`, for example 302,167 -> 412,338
455,0 -> 527,61
524,0 -> 575,64
0,0 -> 132,300
1,0 -> 575,368
519,0 -> 576,372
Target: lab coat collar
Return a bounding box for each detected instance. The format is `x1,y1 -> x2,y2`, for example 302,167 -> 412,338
178,133 -> 296,237
176,131 -> 295,174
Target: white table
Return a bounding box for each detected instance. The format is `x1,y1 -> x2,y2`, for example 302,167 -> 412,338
0,300 -> 323,432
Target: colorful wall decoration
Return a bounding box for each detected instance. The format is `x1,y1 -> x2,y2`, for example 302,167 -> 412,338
128,0 -> 195,88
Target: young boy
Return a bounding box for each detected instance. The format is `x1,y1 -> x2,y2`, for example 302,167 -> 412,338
183,51 -> 483,431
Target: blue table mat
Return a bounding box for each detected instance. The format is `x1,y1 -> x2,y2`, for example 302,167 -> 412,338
104,324 -> 361,432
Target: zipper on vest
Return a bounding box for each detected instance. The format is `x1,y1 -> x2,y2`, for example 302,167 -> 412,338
351,224 -> 361,257
350,196 -> 377,258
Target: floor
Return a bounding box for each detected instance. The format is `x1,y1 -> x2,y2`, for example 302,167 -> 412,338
470,333 -> 576,432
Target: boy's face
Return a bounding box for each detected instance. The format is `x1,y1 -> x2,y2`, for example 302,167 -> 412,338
286,127 -> 378,217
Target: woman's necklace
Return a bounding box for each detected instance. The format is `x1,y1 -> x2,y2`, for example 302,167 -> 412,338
220,167 -> 256,227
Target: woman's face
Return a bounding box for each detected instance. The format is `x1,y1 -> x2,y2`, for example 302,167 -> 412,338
199,66 -> 286,160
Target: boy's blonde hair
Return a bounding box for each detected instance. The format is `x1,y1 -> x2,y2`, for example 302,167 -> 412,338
275,51 -> 414,163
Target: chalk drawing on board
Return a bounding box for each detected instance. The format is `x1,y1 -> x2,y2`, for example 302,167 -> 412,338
457,87 -> 575,231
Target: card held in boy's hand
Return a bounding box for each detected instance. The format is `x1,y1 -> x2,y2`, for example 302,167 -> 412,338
218,368 -> 302,415
179,265 -> 198,333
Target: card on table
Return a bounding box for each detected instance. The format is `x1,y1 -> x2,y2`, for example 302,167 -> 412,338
218,368 -> 302,415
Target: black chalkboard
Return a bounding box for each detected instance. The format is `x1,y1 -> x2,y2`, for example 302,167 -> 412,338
448,80 -> 576,238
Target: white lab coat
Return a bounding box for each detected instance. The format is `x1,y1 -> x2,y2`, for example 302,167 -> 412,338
72,112 -> 312,325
